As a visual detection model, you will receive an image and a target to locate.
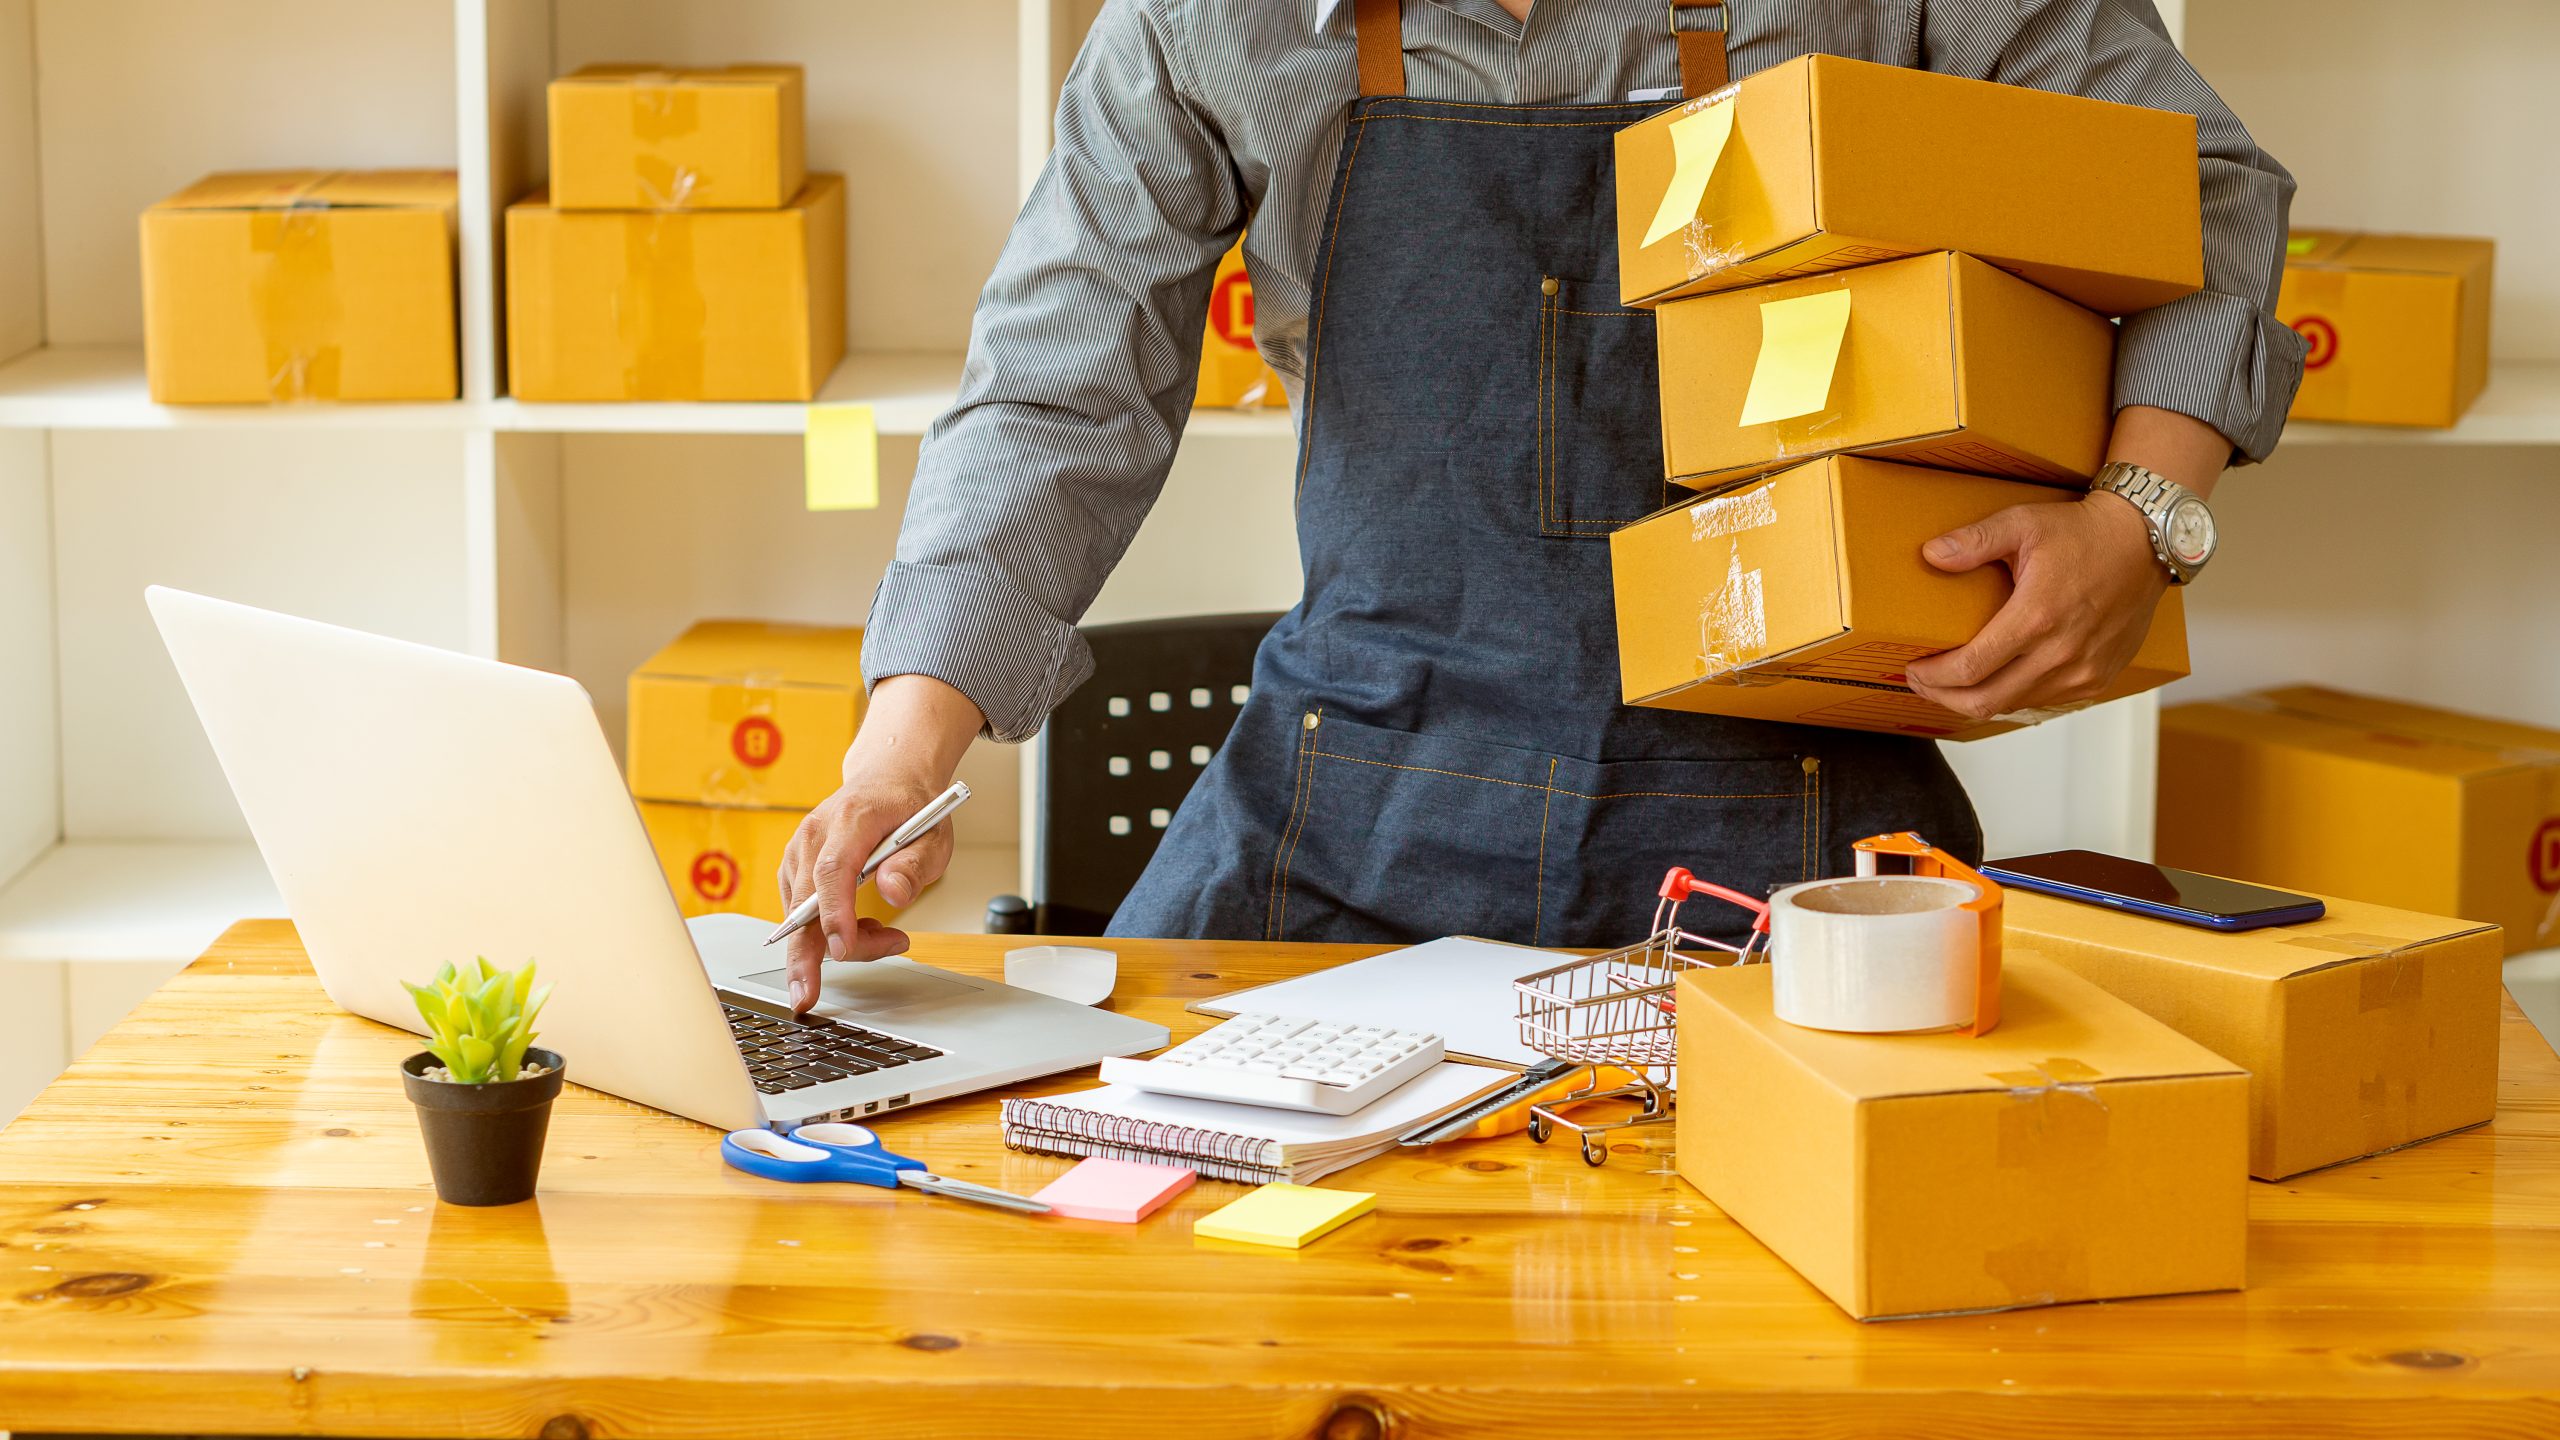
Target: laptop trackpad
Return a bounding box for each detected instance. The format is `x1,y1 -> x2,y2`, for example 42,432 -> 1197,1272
739,965 -> 974,1016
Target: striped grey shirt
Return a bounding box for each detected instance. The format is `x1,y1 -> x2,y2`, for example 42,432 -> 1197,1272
868,0 -> 2304,742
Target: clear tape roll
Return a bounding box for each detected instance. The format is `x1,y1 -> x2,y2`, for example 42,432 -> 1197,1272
1769,875 -> 1981,1033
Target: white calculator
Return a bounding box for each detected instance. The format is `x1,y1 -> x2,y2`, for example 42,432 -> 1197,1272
1100,1013 -> 1447,1116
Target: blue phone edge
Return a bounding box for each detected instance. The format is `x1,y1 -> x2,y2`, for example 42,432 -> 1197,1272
1979,867 -> 2326,933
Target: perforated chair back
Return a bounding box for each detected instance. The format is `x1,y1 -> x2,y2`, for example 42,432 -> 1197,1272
1017,612 -> 1281,935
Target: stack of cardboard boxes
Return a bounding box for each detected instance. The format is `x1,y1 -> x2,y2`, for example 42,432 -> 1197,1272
1606,54 -> 2202,741
508,64 -> 846,402
626,621 -> 895,927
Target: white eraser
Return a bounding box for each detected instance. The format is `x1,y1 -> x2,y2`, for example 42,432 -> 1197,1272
1004,945 -> 1118,1006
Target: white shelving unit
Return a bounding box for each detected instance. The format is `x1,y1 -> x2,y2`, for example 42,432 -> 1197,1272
3,0 -> 2555,1120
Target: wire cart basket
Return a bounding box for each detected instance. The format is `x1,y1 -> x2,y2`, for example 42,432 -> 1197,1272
1511,867 -> 1770,1166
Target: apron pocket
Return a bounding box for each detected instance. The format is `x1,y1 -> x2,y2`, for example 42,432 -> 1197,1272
1531,750 -> 1821,950
1534,275 -> 1670,538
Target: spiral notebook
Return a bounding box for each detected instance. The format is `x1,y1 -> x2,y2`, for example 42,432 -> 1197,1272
1000,1062 -> 1513,1185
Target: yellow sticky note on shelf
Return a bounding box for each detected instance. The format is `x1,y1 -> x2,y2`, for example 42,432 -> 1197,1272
1193,1182 -> 1376,1250
1738,288 -> 1852,427
805,403 -> 878,511
1641,98 -> 1738,248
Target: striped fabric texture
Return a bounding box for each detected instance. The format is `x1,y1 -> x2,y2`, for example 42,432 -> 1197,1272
868,0 -> 2305,741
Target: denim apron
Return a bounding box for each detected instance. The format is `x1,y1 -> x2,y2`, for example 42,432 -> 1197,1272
1110,5 -> 1979,948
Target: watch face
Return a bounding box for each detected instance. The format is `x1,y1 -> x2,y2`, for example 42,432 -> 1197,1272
2165,496 -> 2217,567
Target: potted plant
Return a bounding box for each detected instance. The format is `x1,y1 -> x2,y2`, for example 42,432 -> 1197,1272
398,958 -> 563,1206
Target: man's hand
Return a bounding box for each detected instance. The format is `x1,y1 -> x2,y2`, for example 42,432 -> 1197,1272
1904,493 -> 2168,722
776,674 -> 985,1014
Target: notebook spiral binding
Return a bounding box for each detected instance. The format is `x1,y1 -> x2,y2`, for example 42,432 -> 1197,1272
1001,1098 -> 1274,1167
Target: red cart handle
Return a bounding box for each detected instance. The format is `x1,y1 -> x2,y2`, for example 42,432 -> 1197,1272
1657,866 -> 1773,930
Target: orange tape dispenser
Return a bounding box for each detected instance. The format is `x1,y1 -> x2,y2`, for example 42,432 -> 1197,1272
1849,831 -> 2004,1036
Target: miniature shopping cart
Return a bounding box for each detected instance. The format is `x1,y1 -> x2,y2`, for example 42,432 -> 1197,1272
1511,867 -> 1770,1166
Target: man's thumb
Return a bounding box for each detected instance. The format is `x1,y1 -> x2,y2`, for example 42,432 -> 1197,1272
1922,510 -> 2024,573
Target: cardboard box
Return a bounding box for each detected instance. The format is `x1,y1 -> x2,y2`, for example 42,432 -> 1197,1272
548,63 -> 807,211
505,176 -> 846,401
628,620 -> 863,810
1609,456 -> 2189,741
638,800 -> 897,924
2278,231 -> 2495,428
1615,54 -> 2202,315
141,170 -> 457,403
1676,952 -> 2248,1321
2006,887 -> 2503,1180
1195,239 -> 1287,411
2159,686 -> 2560,955
1655,251 -> 2113,492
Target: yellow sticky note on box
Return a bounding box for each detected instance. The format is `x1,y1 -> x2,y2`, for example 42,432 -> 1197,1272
1738,288 -> 1852,427
1193,1182 -> 1376,1249
805,402 -> 878,511
1641,98 -> 1737,248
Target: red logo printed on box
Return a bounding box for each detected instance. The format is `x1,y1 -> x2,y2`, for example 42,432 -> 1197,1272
730,715 -> 783,769
2531,820 -> 2560,894
690,850 -> 741,903
1209,268 -> 1258,351
2293,315 -> 2339,371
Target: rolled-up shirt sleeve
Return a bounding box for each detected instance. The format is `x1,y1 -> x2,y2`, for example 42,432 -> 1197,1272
1925,0 -> 2307,464
863,1 -> 1241,741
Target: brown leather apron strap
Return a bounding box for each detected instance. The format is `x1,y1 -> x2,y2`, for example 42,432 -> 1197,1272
1672,0 -> 1729,96
1353,0 -> 1406,97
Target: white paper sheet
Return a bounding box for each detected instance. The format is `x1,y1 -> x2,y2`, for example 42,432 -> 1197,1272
1194,935 -> 1565,1066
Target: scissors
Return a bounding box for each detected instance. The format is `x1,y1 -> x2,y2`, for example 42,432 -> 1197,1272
721,1123 -> 1051,1215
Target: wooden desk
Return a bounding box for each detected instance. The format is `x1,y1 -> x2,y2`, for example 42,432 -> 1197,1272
3,921 -> 2558,1438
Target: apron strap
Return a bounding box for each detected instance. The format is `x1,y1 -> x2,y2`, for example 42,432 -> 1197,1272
1672,0 -> 1730,96
1353,0 -> 1406,97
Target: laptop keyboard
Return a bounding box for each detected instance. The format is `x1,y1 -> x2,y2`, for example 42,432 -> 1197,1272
723,1000 -> 945,1096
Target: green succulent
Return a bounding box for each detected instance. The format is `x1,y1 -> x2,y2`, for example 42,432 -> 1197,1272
404,957 -> 553,1084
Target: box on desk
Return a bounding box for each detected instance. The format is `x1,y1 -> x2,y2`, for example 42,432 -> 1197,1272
1614,54 -> 2202,315
2159,686 -> 2560,955
2006,888 -> 2502,1180
1655,251 -> 2112,493
1196,239 -> 1288,411
1676,953 -> 2248,1321
639,800 -> 897,925
2279,231 -> 2495,429
141,170 -> 457,403
628,620 -> 864,810
1607,456 -> 2188,741
505,175 -> 845,401
549,63 -> 807,211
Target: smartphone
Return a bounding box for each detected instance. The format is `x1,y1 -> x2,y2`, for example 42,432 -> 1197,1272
1981,850 -> 2325,932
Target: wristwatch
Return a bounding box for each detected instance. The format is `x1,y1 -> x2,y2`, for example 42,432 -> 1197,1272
2091,461 -> 2217,585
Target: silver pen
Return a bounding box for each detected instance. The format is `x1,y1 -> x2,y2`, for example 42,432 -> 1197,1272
762,780 -> 972,947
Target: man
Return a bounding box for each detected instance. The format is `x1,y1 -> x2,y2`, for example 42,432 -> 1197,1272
777,0 -> 2303,1013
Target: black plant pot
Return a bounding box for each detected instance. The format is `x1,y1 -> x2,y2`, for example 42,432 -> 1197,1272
399,1047 -> 566,1206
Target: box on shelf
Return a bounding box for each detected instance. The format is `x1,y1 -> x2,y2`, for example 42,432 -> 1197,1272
2278,230 -> 2496,429
505,175 -> 846,402
1608,456 -> 2188,741
628,621 -> 864,810
639,800 -> 898,925
2007,887 -> 2502,1180
140,170 -> 457,404
549,63 -> 807,211
1655,251 -> 2112,493
1676,952 -> 2247,1321
1195,239 -> 1287,411
1615,54 -> 2202,315
2158,686 -> 2560,955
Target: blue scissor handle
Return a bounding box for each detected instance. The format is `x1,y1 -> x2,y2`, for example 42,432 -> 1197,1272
722,1123 -> 921,1191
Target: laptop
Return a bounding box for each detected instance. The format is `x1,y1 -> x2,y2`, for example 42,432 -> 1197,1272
147,586 -> 1168,1133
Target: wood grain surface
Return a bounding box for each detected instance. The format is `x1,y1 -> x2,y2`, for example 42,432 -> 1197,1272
3,920 -> 2559,1439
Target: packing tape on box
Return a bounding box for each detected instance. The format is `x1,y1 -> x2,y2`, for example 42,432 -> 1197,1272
619,211 -> 709,399
1695,545 -> 1766,678
247,203 -> 345,401
629,73 -> 705,209
1768,875 -> 1981,1032
701,669 -> 788,806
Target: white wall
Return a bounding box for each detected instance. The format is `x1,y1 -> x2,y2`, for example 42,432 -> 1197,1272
0,428 -> 56,879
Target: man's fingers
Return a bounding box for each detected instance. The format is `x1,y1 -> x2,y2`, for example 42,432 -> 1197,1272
1905,585 -> 2052,694
1922,504 -> 2036,574
1914,639 -> 2068,721
874,822 -> 956,909
784,914 -> 827,1015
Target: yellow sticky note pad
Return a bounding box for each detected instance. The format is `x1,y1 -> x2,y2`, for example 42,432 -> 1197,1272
1193,1182 -> 1376,1250
1738,288 -> 1852,427
1642,98 -> 1738,248
804,403 -> 879,511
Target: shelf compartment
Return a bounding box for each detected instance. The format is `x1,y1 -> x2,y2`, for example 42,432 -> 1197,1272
0,841 -> 280,964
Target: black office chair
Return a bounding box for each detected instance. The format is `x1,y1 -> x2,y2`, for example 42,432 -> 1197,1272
986,612 -> 1283,936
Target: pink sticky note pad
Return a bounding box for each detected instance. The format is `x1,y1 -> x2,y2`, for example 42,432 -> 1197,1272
1032,1158 -> 1197,1223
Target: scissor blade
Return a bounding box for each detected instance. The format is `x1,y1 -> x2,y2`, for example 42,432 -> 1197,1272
898,1170 -> 1051,1215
